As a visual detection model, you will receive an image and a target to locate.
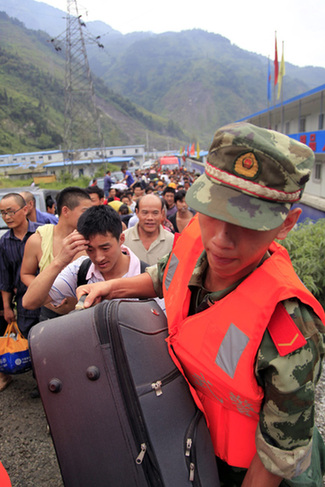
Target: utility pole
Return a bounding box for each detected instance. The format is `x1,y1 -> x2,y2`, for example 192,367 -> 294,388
65,0 -> 104,166
51,0 -> 104,167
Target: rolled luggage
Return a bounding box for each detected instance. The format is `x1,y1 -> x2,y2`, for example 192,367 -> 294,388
29,299 -> 220,487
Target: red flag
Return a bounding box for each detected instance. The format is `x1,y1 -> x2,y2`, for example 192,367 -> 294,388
274,32 -> 278,86
190,143 -> 195,155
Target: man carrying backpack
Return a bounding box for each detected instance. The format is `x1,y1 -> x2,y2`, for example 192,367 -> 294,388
22,205 -> 146,313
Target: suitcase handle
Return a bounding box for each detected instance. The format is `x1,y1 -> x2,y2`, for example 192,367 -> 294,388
75,294 -> 87,310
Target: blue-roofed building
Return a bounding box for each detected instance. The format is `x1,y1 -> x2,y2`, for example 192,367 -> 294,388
0,144 -> 145,179
44,156 -> 137,179
237,84 -> 325,221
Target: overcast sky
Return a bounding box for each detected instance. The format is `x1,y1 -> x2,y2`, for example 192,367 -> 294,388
36,0 -> 325,68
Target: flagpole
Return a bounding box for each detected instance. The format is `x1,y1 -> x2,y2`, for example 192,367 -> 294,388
276,40 -> 285,132
281,41 -> 284,133
267,56 -> 271,128
273,31 -> 279,128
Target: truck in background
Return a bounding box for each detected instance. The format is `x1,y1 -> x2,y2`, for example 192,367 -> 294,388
158,156 -> 180,172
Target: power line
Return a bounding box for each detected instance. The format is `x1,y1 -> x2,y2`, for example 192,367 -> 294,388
49,0 -> 105,165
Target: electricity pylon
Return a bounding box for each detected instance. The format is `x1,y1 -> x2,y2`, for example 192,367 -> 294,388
50,0 -> 104,163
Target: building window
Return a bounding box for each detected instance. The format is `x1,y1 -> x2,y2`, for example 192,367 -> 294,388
314,163 -> 321,181
96,152 -> 99,156
48,156 -> 52,161
285,122 -> 290,134
122,150 -> 126,154
135,149 -> 138,154
274,124 -> 278,132
319,114 -> 324,130
110,150 -> 113,155
299,117 -> 306,132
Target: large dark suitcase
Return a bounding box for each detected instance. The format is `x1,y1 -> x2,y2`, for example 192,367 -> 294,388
29,299 -> 220,487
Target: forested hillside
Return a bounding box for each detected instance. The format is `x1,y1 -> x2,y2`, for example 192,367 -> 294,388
1,0 -> 325,153
89,29 -> 316,145
0,12 -> 186,154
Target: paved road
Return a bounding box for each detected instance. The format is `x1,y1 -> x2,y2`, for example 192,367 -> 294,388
1,368 -> 325,486
0,371 -> 63,487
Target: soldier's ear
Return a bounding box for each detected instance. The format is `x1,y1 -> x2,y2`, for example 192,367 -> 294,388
275,208 -> 301,240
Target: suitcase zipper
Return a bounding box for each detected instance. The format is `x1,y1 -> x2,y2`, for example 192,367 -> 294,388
106,301 -> 164,487
184,409 -> 203,486
151,368 -> 180,397
136,443 -> 147,464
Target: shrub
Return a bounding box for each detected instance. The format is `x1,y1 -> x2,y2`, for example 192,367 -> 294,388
280,219 -> 325,307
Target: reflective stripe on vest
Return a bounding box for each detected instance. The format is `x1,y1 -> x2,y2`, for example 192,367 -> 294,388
216,322 -> 249,379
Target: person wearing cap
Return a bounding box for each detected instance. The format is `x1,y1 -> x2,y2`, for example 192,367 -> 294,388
156,180 -> 166,195
76,122 -> 325,486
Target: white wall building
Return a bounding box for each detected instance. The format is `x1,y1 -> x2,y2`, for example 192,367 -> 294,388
238,83 -> 325,218
0,144 -> 145,177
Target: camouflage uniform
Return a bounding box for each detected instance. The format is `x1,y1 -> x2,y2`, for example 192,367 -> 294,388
147,252 -> 325,486
148,123 -> 325,485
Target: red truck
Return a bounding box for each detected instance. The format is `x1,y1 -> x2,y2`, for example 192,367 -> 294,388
158,156 -> 180,172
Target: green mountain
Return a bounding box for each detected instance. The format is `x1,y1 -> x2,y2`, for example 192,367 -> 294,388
90,29 -> 323,146
0,13 -> 64,153
0,12 -> 186,154
1,0 -> 325,153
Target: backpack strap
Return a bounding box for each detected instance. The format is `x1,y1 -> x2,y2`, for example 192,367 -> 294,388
77,258 -> 92,287
77,258 -> 147,288
140,260 -> 148,273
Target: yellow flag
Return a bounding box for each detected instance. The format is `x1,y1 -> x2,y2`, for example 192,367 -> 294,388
196,141 -> 200,159
277,42 -> 285,100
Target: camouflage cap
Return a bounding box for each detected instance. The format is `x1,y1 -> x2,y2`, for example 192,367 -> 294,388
186,122 -> 314,230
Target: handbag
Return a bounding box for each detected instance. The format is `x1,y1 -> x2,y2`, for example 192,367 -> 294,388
0,321 -> 32,374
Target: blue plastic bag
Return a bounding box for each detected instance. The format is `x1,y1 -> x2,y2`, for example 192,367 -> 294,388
0,322 -> 31,374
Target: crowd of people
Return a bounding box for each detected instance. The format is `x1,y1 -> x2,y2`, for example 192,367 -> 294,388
0,164 -> 197,393
1,122 -> 325,486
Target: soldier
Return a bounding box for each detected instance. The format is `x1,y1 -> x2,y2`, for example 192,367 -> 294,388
76,123 -> 325,486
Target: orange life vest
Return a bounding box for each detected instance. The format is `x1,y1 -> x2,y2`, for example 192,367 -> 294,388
163,216 -> 325,468
0,461 -> 11,487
